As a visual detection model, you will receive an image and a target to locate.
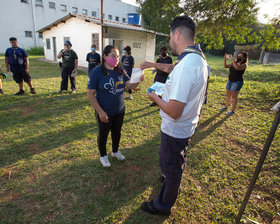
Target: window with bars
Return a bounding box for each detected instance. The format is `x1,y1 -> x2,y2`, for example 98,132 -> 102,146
49,1 -> 55,9
92,34 -> 99,51
61,4 -> 67,11
25,31 -> 32,37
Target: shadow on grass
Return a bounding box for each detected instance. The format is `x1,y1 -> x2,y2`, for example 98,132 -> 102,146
0,92 -> 89,130
191,110 -> 229,148
0,134 -> 168,224
0,121 -> 98,168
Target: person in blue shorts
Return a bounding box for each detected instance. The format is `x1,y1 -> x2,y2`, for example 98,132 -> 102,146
121,46 -> 134,99
220,52 -> 248,115
87,45 -> 144,167
86,44 -> 101,73
5,37 -> 36,95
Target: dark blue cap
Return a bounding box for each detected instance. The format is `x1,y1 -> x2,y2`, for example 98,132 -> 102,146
64,40 -> 72,46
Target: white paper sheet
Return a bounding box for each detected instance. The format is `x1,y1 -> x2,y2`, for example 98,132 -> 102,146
129,68 -> 143,83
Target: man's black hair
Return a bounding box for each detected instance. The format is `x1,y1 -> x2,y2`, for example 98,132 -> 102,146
9,37 -> 17,42
160,46 -> 168,52
170,16 -> 195,38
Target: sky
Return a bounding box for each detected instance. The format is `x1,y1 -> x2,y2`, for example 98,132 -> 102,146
122,0 -> 279,24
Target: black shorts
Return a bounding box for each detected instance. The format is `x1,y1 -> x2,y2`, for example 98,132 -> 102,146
11,69 -> 31,83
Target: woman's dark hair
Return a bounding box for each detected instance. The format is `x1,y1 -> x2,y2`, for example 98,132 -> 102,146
101,45 -> 124,76
236,51 -> 248,64
124,46 -> 131,55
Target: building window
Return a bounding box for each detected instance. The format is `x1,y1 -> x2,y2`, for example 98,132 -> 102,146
46,38 -> 51,49
21,0 -> 28,3
115,16 -> 119,22
92,34 -> 99,51
35,0 -> 43,6
25,31 -> 32,38
82,9 -> 87,15
92,11 -> 96,17
60,4 -> 67,11
39,32 -> 43,38
72,7 -> 78,13
122,18 -> 126,23
49,2 -> 55,9
108,15 -> 112,20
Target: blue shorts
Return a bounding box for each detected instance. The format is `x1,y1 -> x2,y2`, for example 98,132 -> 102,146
226,80 -> 244,91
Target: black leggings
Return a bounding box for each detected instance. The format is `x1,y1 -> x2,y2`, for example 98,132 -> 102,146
95,111 -> 125,157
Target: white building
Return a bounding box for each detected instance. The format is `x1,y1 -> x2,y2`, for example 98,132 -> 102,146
0,0 -> 139,53
38,13 -> 167,67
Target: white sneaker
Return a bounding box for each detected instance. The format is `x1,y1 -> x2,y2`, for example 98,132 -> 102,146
100,155 -> 111,167
129,94 -> 133,99
111,151 -> 125,161
220,106 -> 227,110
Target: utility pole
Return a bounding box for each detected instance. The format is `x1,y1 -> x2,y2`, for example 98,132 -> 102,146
101,0 -> 104,51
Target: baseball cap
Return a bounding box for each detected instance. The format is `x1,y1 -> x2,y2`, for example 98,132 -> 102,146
64,40 -> 72,46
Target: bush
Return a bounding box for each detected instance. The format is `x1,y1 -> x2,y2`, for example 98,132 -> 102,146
25,47 -> 44,55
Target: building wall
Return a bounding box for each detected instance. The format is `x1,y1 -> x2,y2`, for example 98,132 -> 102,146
42,17 -> 156,68
0,0 -> 138,53
105,27 -> 155,66
43,17 -> 101,68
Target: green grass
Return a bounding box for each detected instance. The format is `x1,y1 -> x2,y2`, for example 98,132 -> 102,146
0,56 -> 279,224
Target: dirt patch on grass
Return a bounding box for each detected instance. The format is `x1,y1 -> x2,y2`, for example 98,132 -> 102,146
28,143 -> 44,154
20,104 -> 36,117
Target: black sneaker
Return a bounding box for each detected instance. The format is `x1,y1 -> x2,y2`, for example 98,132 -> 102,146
15,89 -> 25,95
141,201 -> 171,216
0,89 -> 4,94
30,88 -> 36,94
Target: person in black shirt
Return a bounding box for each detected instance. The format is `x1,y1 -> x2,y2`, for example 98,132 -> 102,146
86,44 -> 101,73
121,46 -> 134,99
220,52 -> 248,115
150,46 -> 173,106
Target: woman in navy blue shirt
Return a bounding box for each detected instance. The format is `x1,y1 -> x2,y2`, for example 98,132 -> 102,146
121,46 -> 134,99
87,45 -> 144,167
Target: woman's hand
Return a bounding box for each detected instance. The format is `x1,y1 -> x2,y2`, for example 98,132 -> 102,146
98,110 -> 109,123
140,74 -> 145,82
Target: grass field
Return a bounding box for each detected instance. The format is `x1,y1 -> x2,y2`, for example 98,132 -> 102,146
0,55 -> 279,224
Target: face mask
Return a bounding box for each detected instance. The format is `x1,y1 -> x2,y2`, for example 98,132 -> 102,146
91,48 -> 96,52
161,52 -> 167,57
123,50 -> 126,55
105,56 -> 118,67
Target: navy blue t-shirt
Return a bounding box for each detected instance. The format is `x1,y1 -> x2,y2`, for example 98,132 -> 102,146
121,55 -> 134,77
5,47 -> 28,71
87,66 -> 130,115
86,52 -> 101,70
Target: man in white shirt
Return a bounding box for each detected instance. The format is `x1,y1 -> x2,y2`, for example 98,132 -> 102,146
140,16 -> 208,216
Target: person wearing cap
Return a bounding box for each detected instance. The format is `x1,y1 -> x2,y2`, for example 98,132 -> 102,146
86,44 -> 101,73
121,46 -> 134,99
57,40 -> 78,93
5,37 -> 36,95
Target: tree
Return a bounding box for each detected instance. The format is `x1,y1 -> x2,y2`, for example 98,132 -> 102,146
137,0 -> 259,50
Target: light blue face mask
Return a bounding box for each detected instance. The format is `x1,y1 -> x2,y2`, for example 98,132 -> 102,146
123,50 -> 126,55
91,48 -> 96,52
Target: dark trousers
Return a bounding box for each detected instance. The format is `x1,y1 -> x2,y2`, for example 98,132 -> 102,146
153,131 -> 189,212
95,111 -> 125,157
61,66 -> 76,91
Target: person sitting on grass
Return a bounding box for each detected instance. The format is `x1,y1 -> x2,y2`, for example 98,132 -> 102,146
220,52 -> 248,115
5,37 -> 36,95
87,45 -> 144,168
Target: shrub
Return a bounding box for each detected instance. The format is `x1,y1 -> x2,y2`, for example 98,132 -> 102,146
25,47 -> 44,55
